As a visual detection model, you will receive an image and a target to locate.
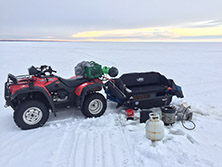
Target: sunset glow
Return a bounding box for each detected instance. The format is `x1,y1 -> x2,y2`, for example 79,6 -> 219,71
72,22 -> 222,42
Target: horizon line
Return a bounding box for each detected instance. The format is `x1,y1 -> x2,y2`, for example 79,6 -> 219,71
1,39 -> 222,43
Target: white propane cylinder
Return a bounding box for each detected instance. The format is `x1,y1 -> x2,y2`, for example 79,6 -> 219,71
145,113 -> 164,141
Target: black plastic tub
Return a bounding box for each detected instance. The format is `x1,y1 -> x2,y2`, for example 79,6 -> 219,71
140,110 -> 153,123
161,106 -> 176,125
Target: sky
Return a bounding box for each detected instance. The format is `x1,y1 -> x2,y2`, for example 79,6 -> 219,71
0,0 -> 222,42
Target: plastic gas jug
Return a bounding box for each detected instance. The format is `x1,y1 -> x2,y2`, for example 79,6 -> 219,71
145,113 -> 164,141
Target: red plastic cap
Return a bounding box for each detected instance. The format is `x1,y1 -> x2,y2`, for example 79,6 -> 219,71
126,109 -> 134,116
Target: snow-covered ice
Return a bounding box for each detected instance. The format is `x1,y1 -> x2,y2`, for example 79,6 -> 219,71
0,42 -> 222,167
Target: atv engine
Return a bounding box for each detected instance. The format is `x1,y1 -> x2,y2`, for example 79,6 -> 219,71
52,89 -> 68,102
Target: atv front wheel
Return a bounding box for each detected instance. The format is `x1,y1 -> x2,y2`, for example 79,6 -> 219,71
82,93 -> 107,117
13,100 -> 49,130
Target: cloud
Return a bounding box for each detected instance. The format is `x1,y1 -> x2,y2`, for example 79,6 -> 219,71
71,23 -> 222,42
176,35 -> 222,40
1,0 -> 222,42
1,0 -> 222,40
72,27 -> 177,40
184,20 -> 222,28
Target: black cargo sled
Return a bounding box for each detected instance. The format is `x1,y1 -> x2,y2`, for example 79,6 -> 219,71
104,72 -> 183,109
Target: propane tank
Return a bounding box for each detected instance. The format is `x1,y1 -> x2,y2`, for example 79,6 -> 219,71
145,113 -> 164,141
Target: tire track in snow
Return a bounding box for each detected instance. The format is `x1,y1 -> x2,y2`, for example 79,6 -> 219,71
68,129 -> 133,167
94,132 -> 103,167
82,132 -> 89,167
50,115 -> 136,167
107,132 -> 117,167
119,128 -> 136,167
101,132 -> 106,167
48,110 -> 79,167
85,131 -> 95,167
90,130 -> 118,167
50,120 -> 81,167
69,131 -> 83,167
102,131 -> 116,167
116,118 -> 137,167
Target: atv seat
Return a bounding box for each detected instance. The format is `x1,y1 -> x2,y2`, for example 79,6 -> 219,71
59,76 -> 88,88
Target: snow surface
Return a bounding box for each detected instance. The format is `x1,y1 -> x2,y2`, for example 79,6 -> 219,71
0,42 -> 222,167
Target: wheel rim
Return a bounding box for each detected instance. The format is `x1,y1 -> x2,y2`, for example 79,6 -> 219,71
88,99 -> 103,114
22,107 -> 43,125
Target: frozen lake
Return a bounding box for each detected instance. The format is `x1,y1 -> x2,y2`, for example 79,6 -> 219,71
0,42 -> 222,167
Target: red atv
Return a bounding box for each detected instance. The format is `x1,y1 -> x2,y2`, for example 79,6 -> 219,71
4,64 -> 111,130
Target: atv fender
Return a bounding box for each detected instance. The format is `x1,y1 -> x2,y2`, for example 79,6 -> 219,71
11,87 -> 55,113
75,83 -> 103,108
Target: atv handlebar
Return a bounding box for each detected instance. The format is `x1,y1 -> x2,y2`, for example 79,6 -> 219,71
40,65 -> 57,76
29,65 -> 57,77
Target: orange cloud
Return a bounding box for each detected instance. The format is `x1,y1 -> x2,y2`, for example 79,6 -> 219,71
72,21 -> 222,42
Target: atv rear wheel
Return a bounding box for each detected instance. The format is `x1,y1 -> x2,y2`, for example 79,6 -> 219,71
13,100 -> 49,130
82,93 -> 107,117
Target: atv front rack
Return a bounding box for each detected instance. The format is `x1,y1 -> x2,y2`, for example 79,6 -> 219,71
7,74 -> 32,85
